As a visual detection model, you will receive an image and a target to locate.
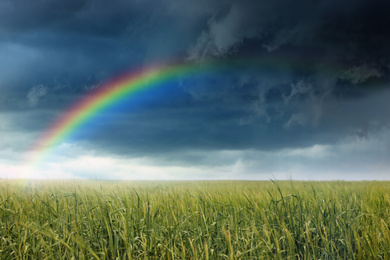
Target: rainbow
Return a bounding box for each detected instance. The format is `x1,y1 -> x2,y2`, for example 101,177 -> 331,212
25,60 -> 220,168
24,56 -> 340,172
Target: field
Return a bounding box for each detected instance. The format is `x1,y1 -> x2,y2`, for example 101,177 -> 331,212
0,180 -> 389,259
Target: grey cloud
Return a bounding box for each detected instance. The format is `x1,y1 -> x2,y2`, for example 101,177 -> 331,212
187,0 -> 390,81
283,78 -> 333,128
27,85 -> 47,107
82,124 -> 390,180
0,112 -> 37,155
188,0 -> 316,59
340,64 -> 382,85
188,2 -> 263,59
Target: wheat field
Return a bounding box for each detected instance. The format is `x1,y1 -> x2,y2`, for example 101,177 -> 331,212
0,180 -> 389,259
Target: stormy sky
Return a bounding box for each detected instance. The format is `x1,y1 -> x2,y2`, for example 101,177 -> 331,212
1,0 -> 390,180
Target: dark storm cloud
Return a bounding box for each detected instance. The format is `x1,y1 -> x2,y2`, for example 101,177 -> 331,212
189,0 -> 390,61
0,0 -> 204,107
1,0 -> 390,162
0,0 -> 151,36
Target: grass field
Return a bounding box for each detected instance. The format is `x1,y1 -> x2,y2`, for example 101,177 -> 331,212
0,180 -> 389,259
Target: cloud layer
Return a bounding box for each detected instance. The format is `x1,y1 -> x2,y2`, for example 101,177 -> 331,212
1,0 -> 390,179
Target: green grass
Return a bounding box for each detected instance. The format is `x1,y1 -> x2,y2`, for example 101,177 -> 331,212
0,180 -> 389,259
